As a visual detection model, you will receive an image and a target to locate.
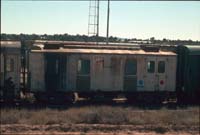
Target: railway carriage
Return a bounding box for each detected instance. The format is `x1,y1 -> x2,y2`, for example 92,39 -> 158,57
176,45 -> 200,104
28,42 -> 177,103
0,41 -> 21,101
1,40 -> 199,104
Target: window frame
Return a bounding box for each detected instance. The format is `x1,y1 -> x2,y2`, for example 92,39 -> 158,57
158,61 -> 165,73
124,59 -> 137,75
77,59 -> 90,75
147,61 -> 155,73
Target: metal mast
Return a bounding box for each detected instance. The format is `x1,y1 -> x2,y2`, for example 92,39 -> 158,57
88,0 -> 100,42
106,0 -> 110,45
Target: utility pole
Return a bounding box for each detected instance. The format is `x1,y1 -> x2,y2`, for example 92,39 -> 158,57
106,0 -> 110,45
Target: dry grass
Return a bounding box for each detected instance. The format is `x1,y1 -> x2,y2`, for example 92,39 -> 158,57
0,106 -> 199,126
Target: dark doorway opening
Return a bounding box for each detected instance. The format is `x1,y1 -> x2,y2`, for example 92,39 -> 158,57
76,59 -> 90,91
45,53 -> 67,92
124,59 -> 137,91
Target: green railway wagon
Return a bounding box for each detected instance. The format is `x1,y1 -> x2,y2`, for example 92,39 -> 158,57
176,45 -> 200,104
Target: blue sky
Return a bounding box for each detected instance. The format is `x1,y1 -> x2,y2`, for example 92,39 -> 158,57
1,1 -> 200,41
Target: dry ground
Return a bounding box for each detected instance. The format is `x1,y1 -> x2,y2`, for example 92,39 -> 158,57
0,106 -> 199,134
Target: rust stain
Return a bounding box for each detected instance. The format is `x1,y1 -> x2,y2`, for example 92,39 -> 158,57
32,48 -> 176,55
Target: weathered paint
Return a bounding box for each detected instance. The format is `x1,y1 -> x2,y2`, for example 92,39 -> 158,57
29,53 -> 45,91
32,48 -> 176,56
29,49 -> 177,93
141,56 -> 177,92
0,41 -> 21,95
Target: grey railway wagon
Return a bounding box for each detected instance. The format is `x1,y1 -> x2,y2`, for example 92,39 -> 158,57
0,41 -> 21,99
29,43 -> 177,100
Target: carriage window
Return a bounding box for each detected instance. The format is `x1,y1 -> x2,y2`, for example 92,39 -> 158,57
6,58 -> 14,72
147,61 -> 155,73
78,59 -> 90,74
158,61 -> 165,73
125,59 -> 137,75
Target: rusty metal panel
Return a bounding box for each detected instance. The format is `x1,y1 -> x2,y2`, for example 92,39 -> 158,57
90,55 -> 105,90
136,56 -> 145,91
32,48 -> 177,56
31,47 -> 177,93
141,55 -> 176,92
66,55 -> 77,90
165,56 -> 177,92
110,56 -> 124,90
104,55 -> 123,91
29,53 -> 45,92
90,55 -> 124,91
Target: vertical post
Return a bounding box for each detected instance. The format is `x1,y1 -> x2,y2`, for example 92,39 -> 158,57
97,0 -> 99,37
96,0 -> 99,44
106,0 -> 110,45
27,48 -> 30,91
3,53 -> 6,86
21,40 -> 26,94
3,52 -> 6,100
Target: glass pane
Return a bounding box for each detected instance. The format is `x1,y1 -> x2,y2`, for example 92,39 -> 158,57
78,59 -> 90,74
125,59 -> 137,75
158,61 -> 165,73
147,61 -> 155,73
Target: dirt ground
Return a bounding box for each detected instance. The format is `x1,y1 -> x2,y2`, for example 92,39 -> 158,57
1,124 -> 199,135
1,104 -> 199,135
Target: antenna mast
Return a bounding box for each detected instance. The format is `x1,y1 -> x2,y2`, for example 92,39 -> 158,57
88,0 -> 100,43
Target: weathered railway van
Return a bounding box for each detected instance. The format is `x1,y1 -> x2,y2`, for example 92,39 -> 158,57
29,43 -> 177,103
0,41 -> 21,101
176,45 -> 200,103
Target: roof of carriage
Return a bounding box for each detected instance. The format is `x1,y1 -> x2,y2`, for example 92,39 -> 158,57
30,41 -> 176,56
31,46 -> 176,56
1,41 -> 21,48
182,45 -> 200,55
